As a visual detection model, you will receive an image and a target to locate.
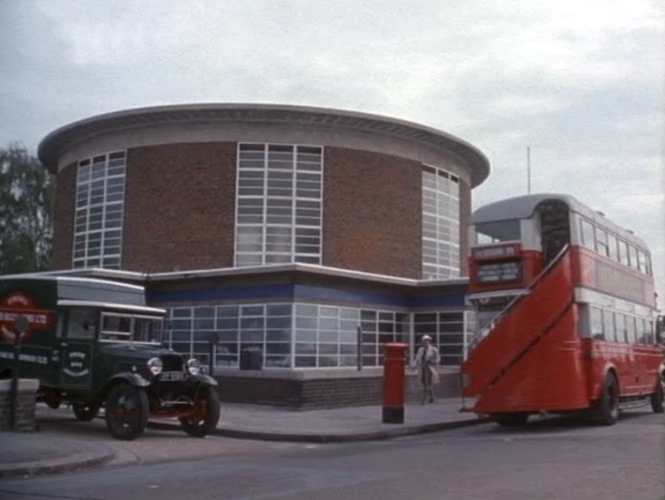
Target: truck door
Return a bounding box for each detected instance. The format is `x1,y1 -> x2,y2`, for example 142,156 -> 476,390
59,308 -> 96,390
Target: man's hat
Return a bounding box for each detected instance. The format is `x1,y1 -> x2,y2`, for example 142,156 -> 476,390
422,335 -> 432,341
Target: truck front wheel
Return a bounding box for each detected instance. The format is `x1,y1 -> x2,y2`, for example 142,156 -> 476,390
104,384 -> 149,440
179,387 -> 220,438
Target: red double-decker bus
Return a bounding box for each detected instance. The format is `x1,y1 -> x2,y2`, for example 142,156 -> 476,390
462,193 -> 664,426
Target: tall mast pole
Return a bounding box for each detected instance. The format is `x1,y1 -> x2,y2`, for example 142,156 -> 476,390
527,146 -> 531,194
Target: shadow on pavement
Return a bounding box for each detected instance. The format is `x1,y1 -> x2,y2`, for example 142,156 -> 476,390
479,408 -> 656,435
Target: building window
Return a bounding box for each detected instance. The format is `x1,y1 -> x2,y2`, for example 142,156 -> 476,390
167,304 -> 293,370
296,304 -> 359,368
72,151 -> 126,269
414,311 -> 465,366
166,303 -> 413,370
422,166 -> 460,279
235,144 -> 323,266
295,304 -> 408,368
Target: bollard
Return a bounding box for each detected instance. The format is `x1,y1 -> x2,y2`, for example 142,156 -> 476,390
10,315 -> 29,430
382,342 -> 407,424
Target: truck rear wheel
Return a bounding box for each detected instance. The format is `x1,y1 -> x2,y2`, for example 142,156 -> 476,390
105,384 -> 149,440
72,402 -> 100,422
179,387 -> 220,438
650,377 -> 664,413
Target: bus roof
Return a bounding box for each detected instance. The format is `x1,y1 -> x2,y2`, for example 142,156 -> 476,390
471,193 -> 648,249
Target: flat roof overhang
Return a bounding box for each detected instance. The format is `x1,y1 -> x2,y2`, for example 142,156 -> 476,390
30,263 -> 469,289
38,103 -> 490,187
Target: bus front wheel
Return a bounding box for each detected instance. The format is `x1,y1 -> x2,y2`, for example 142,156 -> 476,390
595,373 -> 619,425
650,377 -> 664,414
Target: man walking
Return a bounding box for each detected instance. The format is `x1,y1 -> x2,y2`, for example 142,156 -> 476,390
414,335 -> 440,404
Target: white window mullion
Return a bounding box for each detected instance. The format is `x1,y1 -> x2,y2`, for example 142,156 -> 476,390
290,303 -> 296,369
262,305 -> 267,369
99,160 -> 108,267
291,147 -> 297,262
262,146 -> 268,265
84,179 -> 92,264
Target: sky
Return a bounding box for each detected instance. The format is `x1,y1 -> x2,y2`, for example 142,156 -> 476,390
1,0 -> 664,303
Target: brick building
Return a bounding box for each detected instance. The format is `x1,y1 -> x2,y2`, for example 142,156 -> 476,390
38,103 -> 490,406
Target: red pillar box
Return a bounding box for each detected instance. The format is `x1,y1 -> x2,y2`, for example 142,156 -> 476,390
383,342 -> 407,424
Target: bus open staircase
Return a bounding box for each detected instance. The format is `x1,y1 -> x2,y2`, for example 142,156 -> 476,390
461,245 -> 575,413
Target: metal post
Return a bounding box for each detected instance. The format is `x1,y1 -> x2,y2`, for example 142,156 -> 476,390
9,335 -> 20,430
208,332 -> 219,376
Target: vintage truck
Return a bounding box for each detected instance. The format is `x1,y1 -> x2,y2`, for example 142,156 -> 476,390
0,275 -> 220,440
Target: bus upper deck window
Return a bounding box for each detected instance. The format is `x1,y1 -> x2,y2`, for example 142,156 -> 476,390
580,219 -> 595,250
595,228 -> 609,257
607,233 -> 618,261
617,240 -> 629,267
475,220 -> 521,244
628,245 -> 638,270
637,250 -> 648,274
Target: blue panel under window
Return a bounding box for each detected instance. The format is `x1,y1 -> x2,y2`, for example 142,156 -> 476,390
293,284 -> 406,307
149,284 -> 295,303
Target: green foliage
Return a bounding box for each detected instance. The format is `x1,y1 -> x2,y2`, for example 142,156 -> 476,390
0,143 -> 54,273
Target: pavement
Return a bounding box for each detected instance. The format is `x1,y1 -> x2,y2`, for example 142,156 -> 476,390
1,398 -> 486,479
0,432 -> 115,478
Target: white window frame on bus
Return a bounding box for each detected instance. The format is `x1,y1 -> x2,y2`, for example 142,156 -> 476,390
576,214 -> 652,276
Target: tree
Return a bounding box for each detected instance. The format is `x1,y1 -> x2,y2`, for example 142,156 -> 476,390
0,143 -> 54,274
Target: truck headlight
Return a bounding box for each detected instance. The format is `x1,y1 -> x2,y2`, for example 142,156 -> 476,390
186,358 -> 201,376
147,357 -> 163,376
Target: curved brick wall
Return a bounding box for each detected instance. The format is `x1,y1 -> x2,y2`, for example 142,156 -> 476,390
53,142 -> 471,277
46,104 -> 486,278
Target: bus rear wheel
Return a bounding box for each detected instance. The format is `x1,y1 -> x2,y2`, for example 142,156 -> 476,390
595,373 -> 619,425
650,377 -> 664,414
493,412 -> 529,427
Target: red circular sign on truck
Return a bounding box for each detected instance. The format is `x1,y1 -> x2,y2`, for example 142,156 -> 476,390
0,292 -> 54,344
